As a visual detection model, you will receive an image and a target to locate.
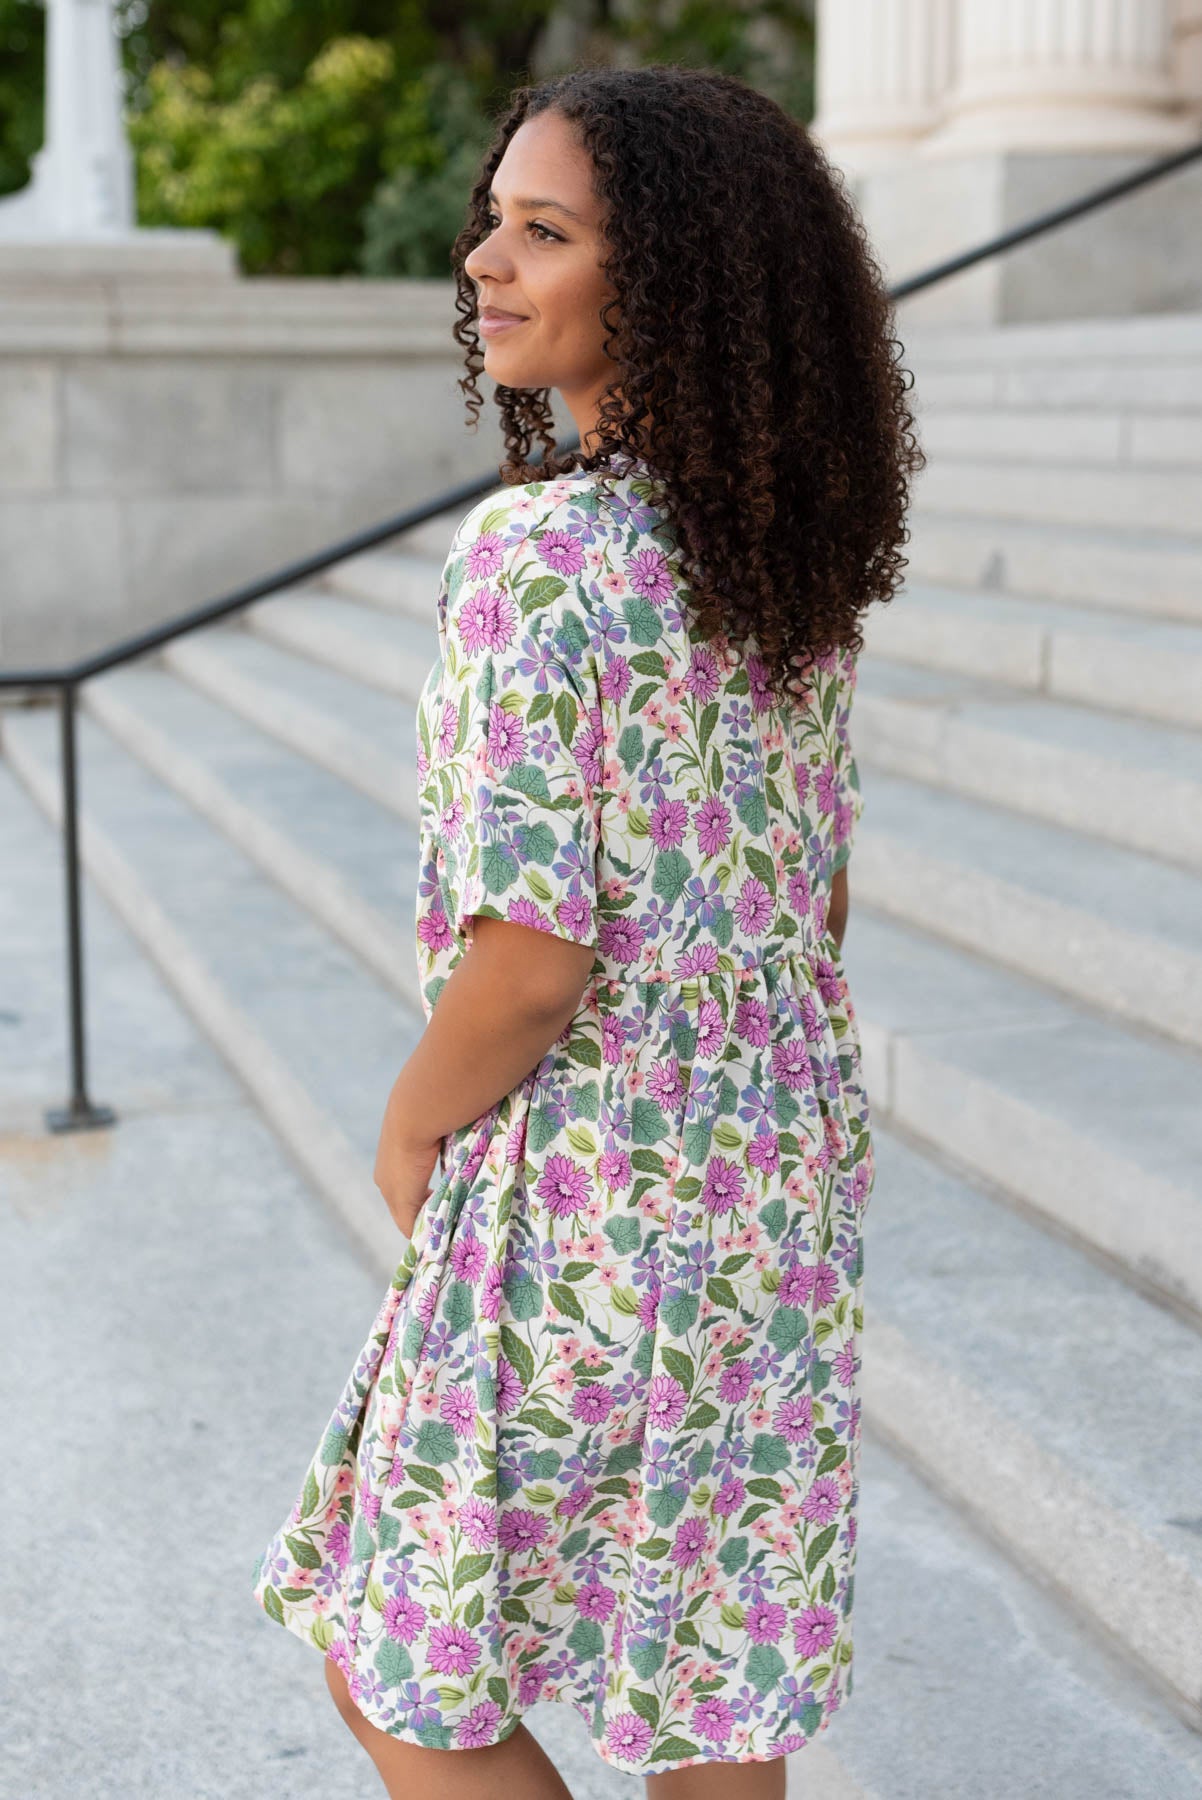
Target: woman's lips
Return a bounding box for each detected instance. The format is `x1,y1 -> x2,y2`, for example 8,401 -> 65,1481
479,310 -> 529,336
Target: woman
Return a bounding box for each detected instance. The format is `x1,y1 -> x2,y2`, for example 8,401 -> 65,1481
252,62 -> 921,1800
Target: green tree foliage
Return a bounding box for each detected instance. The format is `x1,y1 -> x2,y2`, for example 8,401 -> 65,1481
2,1 -> 814,276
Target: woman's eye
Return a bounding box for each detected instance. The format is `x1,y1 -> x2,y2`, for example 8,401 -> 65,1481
484,213 -> 559,243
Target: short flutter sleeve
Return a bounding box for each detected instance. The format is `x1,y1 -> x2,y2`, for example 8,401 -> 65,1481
419,501 -> 603,954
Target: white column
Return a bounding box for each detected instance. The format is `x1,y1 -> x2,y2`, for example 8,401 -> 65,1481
0,0 -> 134,238
924,0 -> 1193,156
811,0 -> 957,175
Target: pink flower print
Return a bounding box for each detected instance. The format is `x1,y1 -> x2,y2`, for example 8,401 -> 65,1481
494,1355 -> 525,1416
713,1476 -> 746,1517
458,1495 -> 497,1550
801,1476 -> 842,1526
357,1481 -> 381,1526
383,1591 -> 427,1644
451,1233 -> 487,1282
464,530 -> 507,581
735,875 -> 774,936
779,1259 -> 816,1307
748,1130 -> 779,1176
695,793 -> 732,855
485,700 -> 527,771
457,1700 -> 504,1748
457,580 -> 516,658
605,1712 -> 654,1764
811,1260 -> 840,1308
692,1694 -> 735,1746
788,866 -> 812,918
734,995 -> 771,1048
647,1055 -> 684,1109
686,643 -> 723,705
670,1516 -> 708,1568
775,1393 -> 815,1443
772,1036 -> 817,1096
794,1602 -> 840,1658
746,1599 -> 787,1643
573,1383 -> 615,1424
834,1338 -> 858,1387
537,527 -> 587,577
535,1152 -> 591,1218
497,1509 -> 549,1553
627,546 -> 675,605
718,1359 -> 753,1403
481,1262 -> 504,1322
646,1374 -> 688,1432
576,1580 -> 617,1622
440,1385 -> 478,1438
650,797 -> 689,849
701,1154 -> 745,1217
428,1622 -> 481,1677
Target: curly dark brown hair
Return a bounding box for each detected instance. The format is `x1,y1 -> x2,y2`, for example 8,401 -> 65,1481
450,63 -> 924,709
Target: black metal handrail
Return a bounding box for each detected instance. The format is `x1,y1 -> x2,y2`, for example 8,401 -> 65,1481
3,134 -> 1201,1132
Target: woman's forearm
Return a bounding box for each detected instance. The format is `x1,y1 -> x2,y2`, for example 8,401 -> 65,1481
382,943 -> 580,1152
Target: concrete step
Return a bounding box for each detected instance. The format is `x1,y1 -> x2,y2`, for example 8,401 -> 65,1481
853,768 -> 1202,1054
855,661 -> 1202,873
862,581 -> 1202,731
243,587 -> 433,697
846,906 -> 1202,1327
903,514 -> 1202,626
911,457 -> 1201,538
6,762 -> 1200,1800
861,1124 -> 1202,1723
917,406 -> 1202,467
0,700 -> 417,1276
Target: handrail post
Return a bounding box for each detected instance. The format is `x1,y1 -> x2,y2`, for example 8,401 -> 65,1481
45,679 -> 116,1134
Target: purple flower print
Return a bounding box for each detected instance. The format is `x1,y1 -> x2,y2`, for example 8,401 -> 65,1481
383,1591 -> 427,1644
775,1393 -> 815,1443
745,1599 -> 787,1644
605,1712 -> 654,1764
495,1355 -> 525,1416
573,1383 -> 615,1424
718,1360 -> 753,1404
426,1627 -> 480,1683
670,1516 -> 708,1568
577,1580 -> 617,1622
695,793 -> 733,856
734,875 -> 774,937
440,1385 -> 478,1438
627,545 -> 675,605
692,1694 -> 735,1746
685,643 -> 723,704
535,1152 -> 591,1218
327,1520 -> 351,1571
734,994 -> 771,1047
480,1262 -> 504,1322
650,798 -> 690,849
458,1495 -> 496,1550
833,1340 -> 858,1387
811,1261 -> 840,1308
779,1260 -> 816,1307
497,1509 -> 549,1553
556,1480 -> 594,1520
457,582 -> 516,658
463,529 -> 506,581
801,1476 -> 842,1526
701,1154 -> 745,1217
713,1476 -> 746,1517
537,526 -> 587,577
486,700 -> 527,770
647,1375 -> 688,1432
457,1700 -> 504,1748
794,1602 -> 840,1658
771,1036 -> 817,1095
815,760 -> 838,814
451,1233 -> 487,1282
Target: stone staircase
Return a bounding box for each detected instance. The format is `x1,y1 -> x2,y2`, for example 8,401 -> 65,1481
3,309 -> 1202,1798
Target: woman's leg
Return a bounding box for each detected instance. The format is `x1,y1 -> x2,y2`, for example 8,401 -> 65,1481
324,1654 -> 575,1800
645,1754 -> 787,1800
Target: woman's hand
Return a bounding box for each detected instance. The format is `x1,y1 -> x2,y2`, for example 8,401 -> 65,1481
374,1077 -> 443,1240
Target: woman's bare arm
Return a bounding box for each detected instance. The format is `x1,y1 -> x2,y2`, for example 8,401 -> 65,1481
828,862 -> 849,950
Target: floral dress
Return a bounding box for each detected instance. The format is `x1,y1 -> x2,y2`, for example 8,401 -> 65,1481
251,451 -> 875,1776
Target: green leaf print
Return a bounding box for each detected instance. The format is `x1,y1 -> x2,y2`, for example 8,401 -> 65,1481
319,1424 -> 348,1467
558,1528 -> 589,1561
407,1463 -> 448,1497
628,1689 -> 660,1729
653,847 -> 691,906
768,1306 -> 806,1354
499,1325 -> 534,1390
284,1534 -> 321,1570
705,1276 -> 738,1310
806,1523 -> 839,1573
500,1598 -> 530,1622
622,595 -> 662,644
488,1678 -> 510,1708
746,1644 -> 787,1694
604,1216 -> 643,1253
750,1432 -> 791,1474
262,1586 -> 285,1625
548,1280 -> 585,1322
376,1639 -> 414,1684
759,1199 -> 788,1239
652,1736 -> 702,1762
568,1618 -> 605,1659
683,1402 -> 721,1430
647,1487 -> 687,1526
629,1640 -> 667,1680
503,1277 -> 542,1320
661,1292 -> 699,1337
662,1347 -> 695,1392
455,1552 -> 493,1585
630,1097 -> 668,1146
414,1420 -> 459,1464
301,1469 -> 319,1518
674,1620 -> 700,1646
518,1404 -> 574,1439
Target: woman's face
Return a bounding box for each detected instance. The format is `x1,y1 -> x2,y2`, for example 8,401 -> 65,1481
464,110 -> 618,443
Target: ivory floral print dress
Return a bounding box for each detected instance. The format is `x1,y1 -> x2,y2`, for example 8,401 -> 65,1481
251,450 -> 875,1776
